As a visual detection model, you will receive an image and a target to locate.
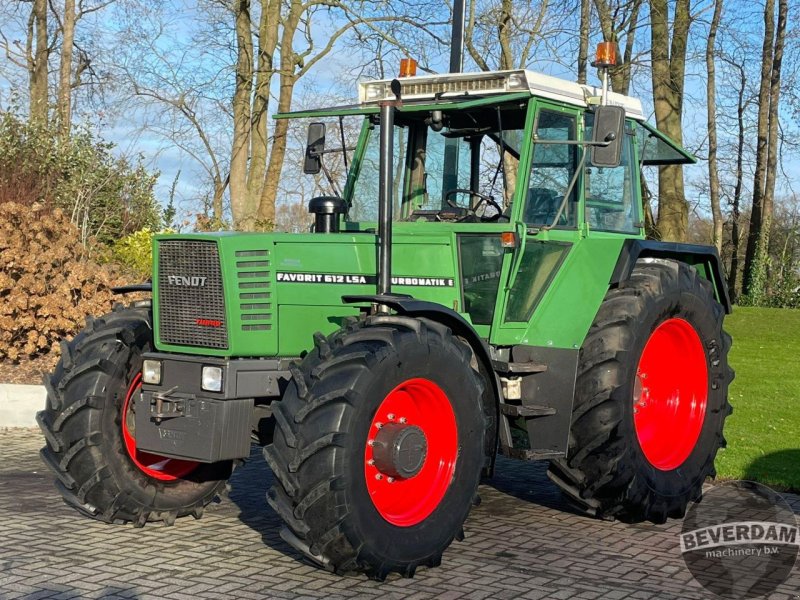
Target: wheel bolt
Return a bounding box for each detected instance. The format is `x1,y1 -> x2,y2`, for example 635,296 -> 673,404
367,459 -> 375,466
375,422 -> 383,429
399,417 -> 407,424
387,477 -> 395,483
368,440 -> 375,447
375,474 -> 383,480
387,413 -> 395,421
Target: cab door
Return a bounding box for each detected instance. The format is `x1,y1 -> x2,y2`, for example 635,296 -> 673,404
490,105 -> 642,352
490,101 -> 581,345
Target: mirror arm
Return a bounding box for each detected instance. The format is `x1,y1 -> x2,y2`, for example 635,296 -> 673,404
313,147 -> 357,155
532,139 -> 610,147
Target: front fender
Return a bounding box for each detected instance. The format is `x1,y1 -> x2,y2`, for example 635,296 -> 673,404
343,295 -> 501,474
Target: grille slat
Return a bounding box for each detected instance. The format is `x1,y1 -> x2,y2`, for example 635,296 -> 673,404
158,240 -> 228,349
236,249 -> 273,333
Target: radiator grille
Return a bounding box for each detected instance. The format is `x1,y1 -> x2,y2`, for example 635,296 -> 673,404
158,240 -> 228,349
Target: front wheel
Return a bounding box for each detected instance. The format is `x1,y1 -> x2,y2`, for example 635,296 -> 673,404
38,304 -> 232,526
265,316 -> 487,579
548,259 -> 734,523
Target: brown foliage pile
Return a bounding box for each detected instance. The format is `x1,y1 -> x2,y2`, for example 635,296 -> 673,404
0,202 -> 132,361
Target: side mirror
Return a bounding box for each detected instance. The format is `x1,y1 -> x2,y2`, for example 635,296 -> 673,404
590,105 -> 625,168
304,122 -> 326,175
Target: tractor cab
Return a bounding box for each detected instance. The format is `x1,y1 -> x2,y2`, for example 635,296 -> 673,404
284,68 -> 696,340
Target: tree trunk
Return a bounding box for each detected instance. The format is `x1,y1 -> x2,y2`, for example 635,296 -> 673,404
727,62 -> 746,302
498,0 -> 513,70
230,0 -> 255,230
759,0 -> 788,296
57,0 -> 76,138
706,0 -> 723,254
649,0 -> 690,242
742,0 -> 775,298
212,175 -> 226,225
742,0 -> 786,300
256,0 -> 303,229
30,0 -> 49,125
577,0 -> 590,84
247,0 -> 280,212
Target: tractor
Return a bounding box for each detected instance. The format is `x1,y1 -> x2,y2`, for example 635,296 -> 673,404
38,48 -> 733,580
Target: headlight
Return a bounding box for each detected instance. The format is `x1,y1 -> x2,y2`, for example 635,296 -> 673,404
142,360 -> 162,385
506,72 -> 528,90
201,366 -> 224,392
363,82 -> 388,102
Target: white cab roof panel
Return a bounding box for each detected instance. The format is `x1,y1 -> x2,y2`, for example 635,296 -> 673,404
358,69 -> 645,121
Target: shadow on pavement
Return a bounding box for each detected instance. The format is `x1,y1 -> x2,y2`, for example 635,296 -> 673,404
483,455 -> 587,517
227,444 -> 307,563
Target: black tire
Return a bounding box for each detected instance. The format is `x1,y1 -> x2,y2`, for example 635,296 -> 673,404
37,303 -> 232,526
548,259 -> 734,523
265,316 -> 486,579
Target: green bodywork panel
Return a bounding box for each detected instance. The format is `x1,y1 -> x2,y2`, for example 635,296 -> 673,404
154,230 -> 462,357
153,228 -> 626,356
150,91 -> 690,359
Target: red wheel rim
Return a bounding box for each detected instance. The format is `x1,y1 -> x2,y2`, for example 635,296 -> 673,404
364,378 -> 458,527
634,318 -> 708,471
122,373 -> 199,481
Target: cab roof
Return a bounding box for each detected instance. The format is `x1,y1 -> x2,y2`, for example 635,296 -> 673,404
357,69 -> 645,121
276,69 -> 694,165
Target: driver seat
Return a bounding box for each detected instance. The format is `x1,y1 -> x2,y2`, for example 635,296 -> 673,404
525,187 -> 559,224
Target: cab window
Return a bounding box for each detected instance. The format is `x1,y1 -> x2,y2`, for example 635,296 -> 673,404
348,104 -> 526,223
584,113 -> 639,233
524,110 -> 578,228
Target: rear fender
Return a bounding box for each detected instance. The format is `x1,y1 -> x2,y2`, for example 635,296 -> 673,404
610,240 -> 732,313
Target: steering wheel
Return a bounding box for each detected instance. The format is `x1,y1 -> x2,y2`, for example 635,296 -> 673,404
444,188 -> 504,221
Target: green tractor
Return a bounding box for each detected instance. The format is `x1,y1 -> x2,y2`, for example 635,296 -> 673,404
38,64 -> 733,579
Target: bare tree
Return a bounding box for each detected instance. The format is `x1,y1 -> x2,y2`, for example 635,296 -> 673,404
720,53 -> 750,301
706,0 -> 723,254
28,0 -> 49,124
110,0 -> 238,226
742,0 -> 788,300
577,0 -> 591,83
226,0 -> 451,230
51,0 -> 111,137
649,0 -> 691,242
229,0 -> 253,227
594,0 -> 643,95
0,0 -> 115,132
56,0 -> 75,136
464,0 -> 572,72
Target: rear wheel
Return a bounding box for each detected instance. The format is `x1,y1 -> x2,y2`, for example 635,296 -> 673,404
265,316 -> 486,579
37,304 -> 232,526
548,259 -> 733,523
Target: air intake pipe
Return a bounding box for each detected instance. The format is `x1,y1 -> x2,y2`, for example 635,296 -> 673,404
308,196 -> 346,233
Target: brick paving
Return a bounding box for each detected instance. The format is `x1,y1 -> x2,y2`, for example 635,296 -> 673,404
1,429 -> 798,600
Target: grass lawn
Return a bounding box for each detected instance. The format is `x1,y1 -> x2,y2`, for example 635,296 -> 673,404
714,306 -> 800,492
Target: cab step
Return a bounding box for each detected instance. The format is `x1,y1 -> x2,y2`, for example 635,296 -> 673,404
500,445 -> 564,460
499,403 -> 556,418
491,360 -> 548,375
